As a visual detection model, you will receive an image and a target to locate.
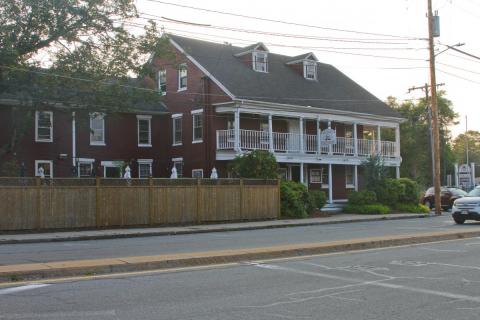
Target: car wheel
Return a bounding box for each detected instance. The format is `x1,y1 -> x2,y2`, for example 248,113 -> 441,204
424,200 -> 432,209
453,216 -> 465,224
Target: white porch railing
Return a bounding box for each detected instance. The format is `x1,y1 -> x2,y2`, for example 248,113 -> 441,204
216,129 -> 398,158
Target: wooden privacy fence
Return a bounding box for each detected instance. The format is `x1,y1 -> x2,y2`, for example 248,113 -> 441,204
0,178 -> 280,231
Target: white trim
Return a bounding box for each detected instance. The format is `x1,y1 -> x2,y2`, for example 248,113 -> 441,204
137,158 -> 154,164
89,113 -> 105,146
157,69 -> 167,96
234,43 -> 270,57
35,160 -> 53,178
191,108 -> 203,115
137,116 -> 152,147
286,53 -> 319,65
78,158 -> 95,163
101,161 -> 122,178
310,169 -> 322,184
172,115 -> 182,146
192,169 -> 204,178
35,111 -> 53,142
172,157 -> 183,162
169,38 -> 235,99
303,60 -> 317,80
252,51 -> 268,73
192,110 -> 203,143
138,160 -> 153,178
171,113 -> 183,119
77,161 -> 93,178
177,63 -> 187,91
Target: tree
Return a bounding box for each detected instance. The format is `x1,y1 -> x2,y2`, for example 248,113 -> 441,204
453,130 -> 480,165
0,0 -> 173,171
386,91 -> 458,187
228,150 -> 279,179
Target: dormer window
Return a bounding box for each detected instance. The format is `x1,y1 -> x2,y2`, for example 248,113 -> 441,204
253,51 -> 268,72
304,61 -> 317,80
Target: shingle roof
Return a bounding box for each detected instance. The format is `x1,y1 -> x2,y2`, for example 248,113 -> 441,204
169,35 -> 402,119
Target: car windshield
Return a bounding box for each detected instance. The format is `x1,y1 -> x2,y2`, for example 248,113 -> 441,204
467,188 -> 480,197
449,188 -> 468,196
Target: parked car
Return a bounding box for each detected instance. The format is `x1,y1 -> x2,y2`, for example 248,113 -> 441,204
451,186 -> 480,224
421,187 -> 467,210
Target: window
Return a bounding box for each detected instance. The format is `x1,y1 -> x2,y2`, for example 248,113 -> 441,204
138,159 -> 153,178
173,159 -> 183,178
310,169 -> 322,184
90,113 -> 105,145
322,169 -> 329,188
192,110 -> 203,143
158,69 -> 166,95
172,114 -> 182,146
278,168 -> 288,180
192,169 -> 203,178
304,61 -> 317,80
101,161 -> 122,178
35,160 -> 53,178
346,166 -> 355,188
77,159 -> 94,177
137,115 -> 152,147
35,111 -> 53,142
178,64 -> 187,90
253,51 -> 268,72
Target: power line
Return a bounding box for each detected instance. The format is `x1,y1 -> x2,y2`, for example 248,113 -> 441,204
142,0 -> 425,40
437,62 -> 480,75
437,68 -> 480,85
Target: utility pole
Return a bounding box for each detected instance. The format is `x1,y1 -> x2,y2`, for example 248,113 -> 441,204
466,115 -> 469,165
427,0 -> 442,215
408,83 -> 444,188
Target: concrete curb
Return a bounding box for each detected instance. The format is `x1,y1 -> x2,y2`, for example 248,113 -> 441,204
1,227 -> 477,283
0,214 -> 427,245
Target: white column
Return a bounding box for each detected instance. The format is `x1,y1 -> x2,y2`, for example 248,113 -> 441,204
354,165 -> 358,191
454,163 -> 459,187
395,124 -> 401,158
471,163 -> 476,187
353,122 -> 358,157
316,116 -> 321,156
300,162 -> 304,184
268,114 -> 274,153
234,109 -> 240,152
72,111 -> 76,169
377,125 -> 382,156
396,166 -> 400,179
299,117 -> 304,154
328,120 -> 333,155
328,164 -> 333,204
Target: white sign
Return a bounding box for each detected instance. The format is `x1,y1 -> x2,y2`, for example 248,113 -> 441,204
458,164 -> 472,188
320,128 -> 337,145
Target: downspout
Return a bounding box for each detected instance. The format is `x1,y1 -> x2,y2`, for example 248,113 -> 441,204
202,76 -> 212,173
72,111 -> 76,175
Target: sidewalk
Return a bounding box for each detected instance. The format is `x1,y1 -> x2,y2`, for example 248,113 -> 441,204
0,213 -> 427,245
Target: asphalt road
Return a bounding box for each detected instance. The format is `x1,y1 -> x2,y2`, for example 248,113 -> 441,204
1,214 -> 479,265
1,237 -> 480,319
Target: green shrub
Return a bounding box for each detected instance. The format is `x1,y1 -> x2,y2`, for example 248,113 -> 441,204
228,150 -> 279,179
375,178 -> 404,206
397,178 -> 420,204
344,204 -> 391,215
347,190 -> 377,206
280,181 -> 312,218
309,190 -> 327,210
395,203 -> 430,213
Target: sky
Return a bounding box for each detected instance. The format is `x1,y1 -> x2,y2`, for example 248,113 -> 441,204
135,0 -> 480,137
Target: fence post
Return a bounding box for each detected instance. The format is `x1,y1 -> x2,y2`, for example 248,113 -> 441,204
196,178 -> 201,224
240,179 -> 244,220
277,178 -> 281,219
35,177 -> 42,230
95,177 -> 101,227
149,177 -> 154,225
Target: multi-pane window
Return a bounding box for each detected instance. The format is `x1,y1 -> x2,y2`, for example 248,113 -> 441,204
172,114 -> 182,145
304,61 -> 317,80
192,169 -> 203,178
79,162 -> 93,177
192,110 -> 203,143
253,51 -> 268,72
178,64 -> 187,90
90,113 -> 105,145
310,169 -> 322,184
35,111 -> 53,142
138,160 -> 153,178
158,69 -> 167,95
35,160 -> 53,178
173,160 -> 183,178
322,168 -> 329,188
345,166 -> 355,188
137,116 -> 151,146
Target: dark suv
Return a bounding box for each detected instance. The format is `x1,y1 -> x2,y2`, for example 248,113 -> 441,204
421,187 -> 467,210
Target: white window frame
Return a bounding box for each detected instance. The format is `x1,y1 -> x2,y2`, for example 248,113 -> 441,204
178,64 -> 187,91
172,158 -> 183,178
192,169 -> 204,178
303,61 -> 317,80
158,69 -> 167,95
101,161 -> 122,178
77,158 -> 95,177
35,160 -> 53,178
138,159 -> 153,178
310,169 -> 322,184
252,51 -> 268,73
89,113 -> 105,146
345,166 -> 355,189
35,111 -> 53,142
191,109 -> 203,143
172,113 -> 182,146
137,115 -> 152,147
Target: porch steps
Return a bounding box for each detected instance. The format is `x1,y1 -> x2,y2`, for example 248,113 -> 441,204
321,203 -> 346,213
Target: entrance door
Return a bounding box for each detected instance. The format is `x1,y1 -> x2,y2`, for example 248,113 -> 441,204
290,165 -> 300,182
105,166 -> 121,178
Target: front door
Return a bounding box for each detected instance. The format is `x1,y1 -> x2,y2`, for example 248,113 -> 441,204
290,165 -> 300,182
105,166 -> 121,178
